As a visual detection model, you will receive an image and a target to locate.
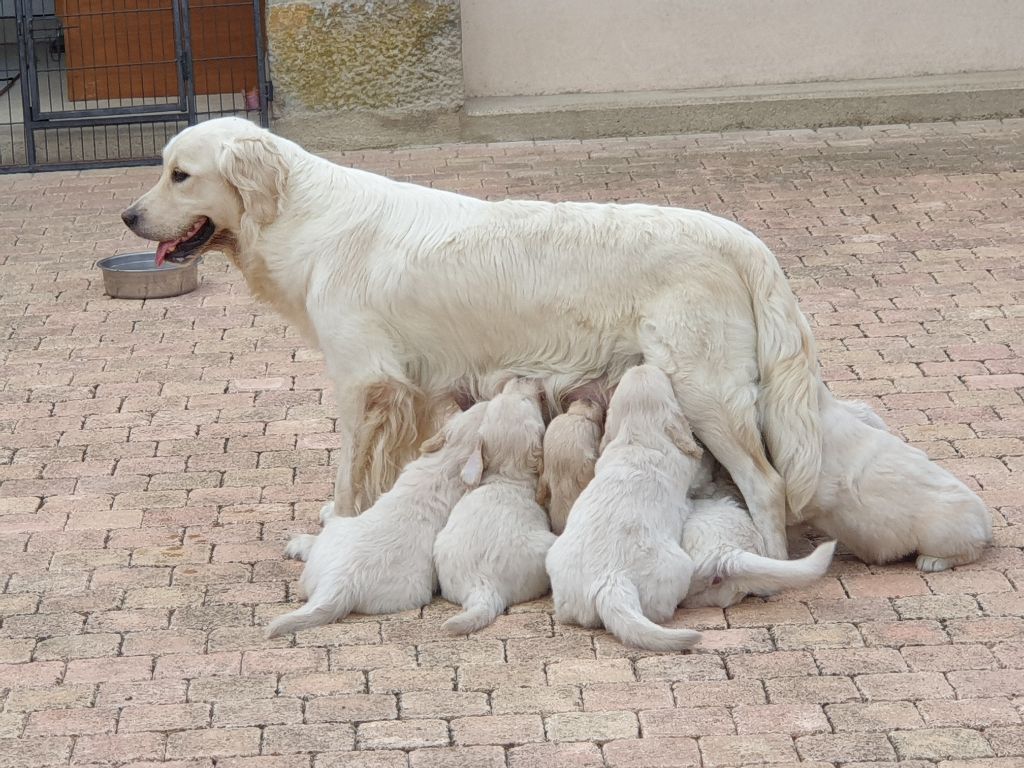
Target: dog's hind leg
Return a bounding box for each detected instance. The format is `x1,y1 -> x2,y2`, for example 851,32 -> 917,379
686,395 -> 789,560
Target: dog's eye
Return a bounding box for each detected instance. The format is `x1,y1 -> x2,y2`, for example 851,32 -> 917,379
170,169 -> 190,184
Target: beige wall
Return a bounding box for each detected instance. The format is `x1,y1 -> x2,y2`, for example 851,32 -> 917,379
461,0 -> 1024,98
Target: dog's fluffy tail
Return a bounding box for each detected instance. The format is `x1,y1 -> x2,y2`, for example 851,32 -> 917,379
265,592 -> 350,639
722,540 -> 836,595
443,586 -> 505,635
734,234 -> 822,518
595,576 -> 701,652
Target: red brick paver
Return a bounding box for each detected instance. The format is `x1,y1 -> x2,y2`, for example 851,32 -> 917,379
2,119 -> 1024,766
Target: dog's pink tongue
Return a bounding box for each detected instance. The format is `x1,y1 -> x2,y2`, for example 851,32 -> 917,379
155,242 -> 174,267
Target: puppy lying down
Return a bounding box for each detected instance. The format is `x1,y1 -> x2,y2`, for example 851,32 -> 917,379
682,491 -> 836,608
434,379 -> 556,634
266,401 -> 488,638
798,385 -> 991,572
547,365 -> 703,651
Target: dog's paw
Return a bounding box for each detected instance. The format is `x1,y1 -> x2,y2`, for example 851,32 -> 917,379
318,502 -> 335,525
285,534 -> 316,561
916,554 -> 954,572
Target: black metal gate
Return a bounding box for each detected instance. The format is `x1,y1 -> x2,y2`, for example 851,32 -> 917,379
1,0 -> 270,172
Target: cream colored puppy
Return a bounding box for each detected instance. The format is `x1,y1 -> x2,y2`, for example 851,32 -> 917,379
546,365 -> 703,651
798,384 -> 992,572
537,399 -> 604,534
682,491 -> 836,608
266,401 -> 488,637
434,379 -> 556,634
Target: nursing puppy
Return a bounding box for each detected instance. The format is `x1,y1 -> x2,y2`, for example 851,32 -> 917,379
537,399 -> 604,534
682,491 -> 836,608
434,378 -> 557,638
434,379 -> 556,635
546,365 -> 703,651
266,401 -> 488,637
798,384 -> 992,572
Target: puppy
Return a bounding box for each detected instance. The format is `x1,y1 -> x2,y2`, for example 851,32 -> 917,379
797,384 -> 991,572
682,490 -> 836,608
266,401 -> 489,637
536,399 -> 604,534
546,364 -> 703,651
434,379 -> 556,635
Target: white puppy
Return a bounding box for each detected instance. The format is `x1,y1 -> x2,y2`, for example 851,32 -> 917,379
546,364 -> 703,651
537,399 -> 604,534
797,384 -> 992,572
266,401 -> 488,637
682,490 -> 836,608
434,379 -> 556,635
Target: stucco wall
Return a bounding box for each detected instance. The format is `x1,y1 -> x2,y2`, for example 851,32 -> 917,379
267,0 -> 463,114
461,0 -> 1024,98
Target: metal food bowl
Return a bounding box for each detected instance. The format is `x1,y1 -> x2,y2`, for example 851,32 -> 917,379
96,251 -> 199,299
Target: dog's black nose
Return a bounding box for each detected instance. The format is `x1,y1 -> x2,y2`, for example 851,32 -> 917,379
121,209 -> 138,228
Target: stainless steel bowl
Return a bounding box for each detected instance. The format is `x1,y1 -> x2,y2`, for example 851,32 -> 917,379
96,251 -> 199,299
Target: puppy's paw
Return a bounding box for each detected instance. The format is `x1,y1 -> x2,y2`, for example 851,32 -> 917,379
285,533 -> 316,561
318,502 -> 335,525
916,554 -> 954,572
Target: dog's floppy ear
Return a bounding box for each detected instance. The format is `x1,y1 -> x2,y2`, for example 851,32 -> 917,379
460,436 -> 485,487
217,134 -> 288,240
666,414 -> 702,459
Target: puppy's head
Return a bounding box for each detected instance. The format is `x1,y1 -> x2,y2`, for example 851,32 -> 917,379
420,400 -> 489,457
566,398 -> 605,425
600,364 -> 702,459
120,117 -> 289,268
461,379 -> 545,487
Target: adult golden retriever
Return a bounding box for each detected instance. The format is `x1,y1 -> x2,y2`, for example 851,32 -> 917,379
121,117 -> 821,558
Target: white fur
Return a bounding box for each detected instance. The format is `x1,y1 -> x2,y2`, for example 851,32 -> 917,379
124,117 -> 825,559
434,379 -> 556,635
546,365 -> 703,651
537,399 -> 604,534
681,491 -> 836,608
799,384 -> 992,572
265,402 -> 488,637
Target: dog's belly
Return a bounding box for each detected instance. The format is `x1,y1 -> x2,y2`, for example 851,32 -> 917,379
400,313 -> 641,404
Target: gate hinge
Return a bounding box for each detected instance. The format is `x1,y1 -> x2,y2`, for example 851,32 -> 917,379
264,80 -> 274,102
181,58 -> 191,82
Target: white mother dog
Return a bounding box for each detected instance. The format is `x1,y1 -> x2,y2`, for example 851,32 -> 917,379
121,117 -> 821,558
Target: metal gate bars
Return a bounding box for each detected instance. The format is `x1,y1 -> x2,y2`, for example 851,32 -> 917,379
1,0 -> 270,172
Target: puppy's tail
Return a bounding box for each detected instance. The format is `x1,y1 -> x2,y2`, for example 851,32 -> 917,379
265,592 -> 350,639
721,540 -> 836,595
443,585 -> 505,635
734,234 -> 822,519
595,576 -> 701,652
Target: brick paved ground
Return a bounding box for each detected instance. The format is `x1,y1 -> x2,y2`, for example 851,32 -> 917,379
1,118 -> 1023,767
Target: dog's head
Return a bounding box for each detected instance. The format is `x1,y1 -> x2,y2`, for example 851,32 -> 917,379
600,364 -> 702,459
120,117 -> 289,268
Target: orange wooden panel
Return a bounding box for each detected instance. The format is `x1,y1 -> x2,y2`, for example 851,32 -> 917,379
56,0 -> 258,102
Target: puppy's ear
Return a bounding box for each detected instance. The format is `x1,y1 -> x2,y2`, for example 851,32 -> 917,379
535,475 -> 551,508
667,415 -> 702,459
217,134 -> 289,238
419,429 -> 447,455
527,441 -> 544,477
460,436 -> 485,487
